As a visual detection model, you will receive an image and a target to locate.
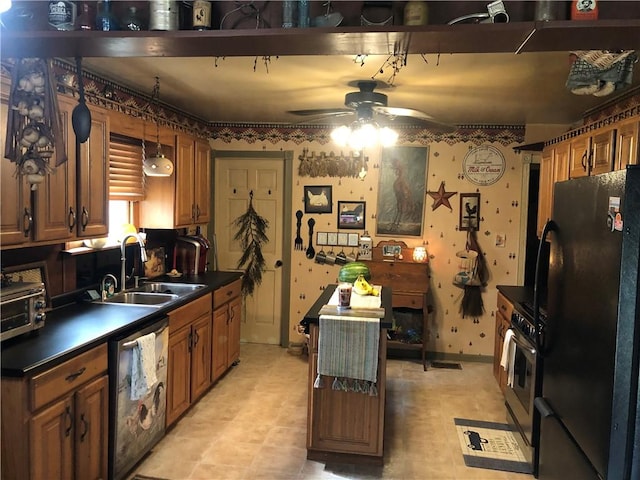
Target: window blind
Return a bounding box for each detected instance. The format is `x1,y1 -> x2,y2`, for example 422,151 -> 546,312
109,134 -> 144,201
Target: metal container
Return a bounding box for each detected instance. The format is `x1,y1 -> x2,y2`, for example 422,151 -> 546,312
48,1 -> 76,31
149,0 -> 179,31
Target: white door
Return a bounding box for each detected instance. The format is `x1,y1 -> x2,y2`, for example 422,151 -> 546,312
214,156 -> 284,344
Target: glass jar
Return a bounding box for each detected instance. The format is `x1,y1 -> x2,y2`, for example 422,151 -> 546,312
123,6 -> 143,31
96,0 -> 119,31
149,0 -> 179,31
298,0 -> 309,28
282,1 -> 297,28
75,2 -> 93,30
192,0 -> 211,30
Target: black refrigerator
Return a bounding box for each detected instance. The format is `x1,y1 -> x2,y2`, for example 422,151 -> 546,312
534,165 -> 640,479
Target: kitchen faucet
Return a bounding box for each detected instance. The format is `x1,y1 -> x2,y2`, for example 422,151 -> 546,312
121,234 -> 148,291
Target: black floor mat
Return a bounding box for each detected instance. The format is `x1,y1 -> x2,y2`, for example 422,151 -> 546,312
430,361 -> 463,369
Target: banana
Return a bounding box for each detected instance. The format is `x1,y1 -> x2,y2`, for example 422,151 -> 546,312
353,275 -> 380,296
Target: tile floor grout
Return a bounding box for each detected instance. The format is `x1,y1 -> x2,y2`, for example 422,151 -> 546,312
130,343 -> 534,480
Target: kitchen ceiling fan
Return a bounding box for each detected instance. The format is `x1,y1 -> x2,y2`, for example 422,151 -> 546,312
288,80 -> 456,133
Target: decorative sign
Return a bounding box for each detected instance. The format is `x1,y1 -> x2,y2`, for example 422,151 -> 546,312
462,145 -> 506,186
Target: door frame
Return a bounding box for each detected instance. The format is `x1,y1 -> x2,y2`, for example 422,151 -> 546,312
210,149 -> 293,347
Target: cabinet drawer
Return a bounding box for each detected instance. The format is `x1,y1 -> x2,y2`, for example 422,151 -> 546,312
497,292 -> 513,320
169,293 -> 212,332
213,279 -> 241,308
30,344 -> 107,411
392,292 -> 424,309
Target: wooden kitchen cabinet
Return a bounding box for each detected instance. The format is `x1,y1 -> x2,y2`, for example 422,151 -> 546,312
363,241 -> 430,370
615,118 -> 639,170
175,134 -> 211,228
568,127 -> 615,179
166,293 -> 213,427
0,91 -> 109,247
212,279 -> 242,383
139,134 -> 210,229
493,292 -> 513,394
537,141 -> 569,237
1,344 -> 108,480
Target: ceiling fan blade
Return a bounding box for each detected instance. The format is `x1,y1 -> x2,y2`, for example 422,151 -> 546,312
287,108 -> 353,116
289,111 -> 355,126
373,106 -> 456,132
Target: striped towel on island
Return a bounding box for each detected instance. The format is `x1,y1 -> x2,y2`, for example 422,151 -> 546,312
315,314 -> 380,395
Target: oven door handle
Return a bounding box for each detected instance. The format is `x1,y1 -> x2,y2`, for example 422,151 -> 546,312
510,334 -> 537,356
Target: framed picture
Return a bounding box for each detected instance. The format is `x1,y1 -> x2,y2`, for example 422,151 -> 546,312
337,201 -> 366,230
304,185 -> 332,214
376,146 -> 429,237
460,193 -> 481,231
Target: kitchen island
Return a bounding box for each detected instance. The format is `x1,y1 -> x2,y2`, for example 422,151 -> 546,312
302,285 -> 392,464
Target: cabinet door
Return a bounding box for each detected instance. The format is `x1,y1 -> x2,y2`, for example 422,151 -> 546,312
76,106 -> 109,238
615,120 -> 639,170
193,138 -> 211,224
32,95 -> 75,242
190,313 -> 212,401
74,375 -> 108,480
568,135 -> 590,178
166,326 -> 192,427
174,134 -> 196,228
30,396 -> 74,480
537,147 -> 554,237
0,99 -> 31,246
227,296 -> 242,367
212,305 -> 229,383
589,128 -> 615,176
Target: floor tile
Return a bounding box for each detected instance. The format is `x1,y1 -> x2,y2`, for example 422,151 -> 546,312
131,344 -> 533,480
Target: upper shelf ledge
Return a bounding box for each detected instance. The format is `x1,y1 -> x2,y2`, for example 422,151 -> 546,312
1,20 -> 639,58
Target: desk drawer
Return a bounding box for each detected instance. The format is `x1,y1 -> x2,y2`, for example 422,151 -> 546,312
392,293 -> 425,309
30,344 -> 108,411
367,261 -> 428,293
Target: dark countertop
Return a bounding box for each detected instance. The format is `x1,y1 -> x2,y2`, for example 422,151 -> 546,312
496,284 -> 547,320
300,284 -> 394,331
1,271 -> 242,378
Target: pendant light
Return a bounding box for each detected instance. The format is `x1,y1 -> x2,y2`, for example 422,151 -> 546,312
143,76 -> 174,177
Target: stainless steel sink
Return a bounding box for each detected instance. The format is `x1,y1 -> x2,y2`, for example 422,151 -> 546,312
100,291 -> 179,307
136,282 -> 207,296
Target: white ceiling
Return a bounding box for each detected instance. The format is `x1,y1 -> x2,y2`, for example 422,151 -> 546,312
82,51 -> 640,129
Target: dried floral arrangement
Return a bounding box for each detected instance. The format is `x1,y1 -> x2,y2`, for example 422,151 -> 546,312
298,148 -> 368,178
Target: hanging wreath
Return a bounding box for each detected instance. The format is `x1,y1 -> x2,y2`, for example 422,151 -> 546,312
233,190 -> 269,296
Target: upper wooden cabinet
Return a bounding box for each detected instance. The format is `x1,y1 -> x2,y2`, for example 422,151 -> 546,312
140,134 -> 210,229
0,92 -> 109,247
537,141 -> 569,237
568,127 -> 615,179
615,119 -> 640,170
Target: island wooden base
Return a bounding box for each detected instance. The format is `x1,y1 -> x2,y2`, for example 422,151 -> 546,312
306,324 -> 387,461
306,449 -> 384,466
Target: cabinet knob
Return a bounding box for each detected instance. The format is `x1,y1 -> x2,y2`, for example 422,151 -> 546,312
68,207 -> 76,231
23,208 -> 33,237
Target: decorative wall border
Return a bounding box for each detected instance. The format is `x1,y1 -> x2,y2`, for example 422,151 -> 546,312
208,123 -> 526,146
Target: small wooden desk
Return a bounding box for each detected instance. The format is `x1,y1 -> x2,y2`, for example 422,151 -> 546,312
363,240 -> 430,370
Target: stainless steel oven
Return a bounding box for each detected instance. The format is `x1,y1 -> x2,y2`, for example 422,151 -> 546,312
0,282 -> 47,342
505,307 -> 544,471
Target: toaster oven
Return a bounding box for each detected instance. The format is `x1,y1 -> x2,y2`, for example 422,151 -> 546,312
0,282 -> 47,342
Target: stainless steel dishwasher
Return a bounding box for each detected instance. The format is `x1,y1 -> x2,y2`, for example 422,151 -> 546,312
108,316 -> 169,480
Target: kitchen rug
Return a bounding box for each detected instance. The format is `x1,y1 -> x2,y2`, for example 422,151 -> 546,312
454,418 -> 533,474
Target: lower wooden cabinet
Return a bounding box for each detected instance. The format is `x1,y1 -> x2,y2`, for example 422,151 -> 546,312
493,292 -> 513,394
166,293 -> 213,427
212,279 -> 242,383
1,344 -> 108,480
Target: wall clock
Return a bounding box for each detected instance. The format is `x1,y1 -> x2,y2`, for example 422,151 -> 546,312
462,145 -> 506,186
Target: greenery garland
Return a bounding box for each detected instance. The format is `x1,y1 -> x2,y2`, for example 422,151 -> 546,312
233,190 -> 269,296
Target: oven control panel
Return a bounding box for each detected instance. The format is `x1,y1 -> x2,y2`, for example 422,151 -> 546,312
511,311 -> 536,343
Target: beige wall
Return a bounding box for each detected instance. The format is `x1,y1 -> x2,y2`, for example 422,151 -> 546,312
211,133 -> 525,359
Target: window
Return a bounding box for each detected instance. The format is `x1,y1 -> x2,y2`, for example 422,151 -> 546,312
109,134 -> 144,201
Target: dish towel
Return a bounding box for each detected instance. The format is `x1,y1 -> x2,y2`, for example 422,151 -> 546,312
500,328 -> 516,388
315,314 -> 380,395
130,332 -> 157,401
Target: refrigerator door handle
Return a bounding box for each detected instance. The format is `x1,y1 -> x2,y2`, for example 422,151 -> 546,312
534,397 -> 555,418
535,219 -> 556,355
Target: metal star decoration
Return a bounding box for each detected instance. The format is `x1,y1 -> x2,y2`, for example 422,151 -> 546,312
427,181 -> 457,211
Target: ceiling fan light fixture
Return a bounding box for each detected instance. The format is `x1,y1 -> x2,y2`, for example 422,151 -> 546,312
330,125 -> 351,146
379,126 -> 398,147
330,121 -> 398,150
